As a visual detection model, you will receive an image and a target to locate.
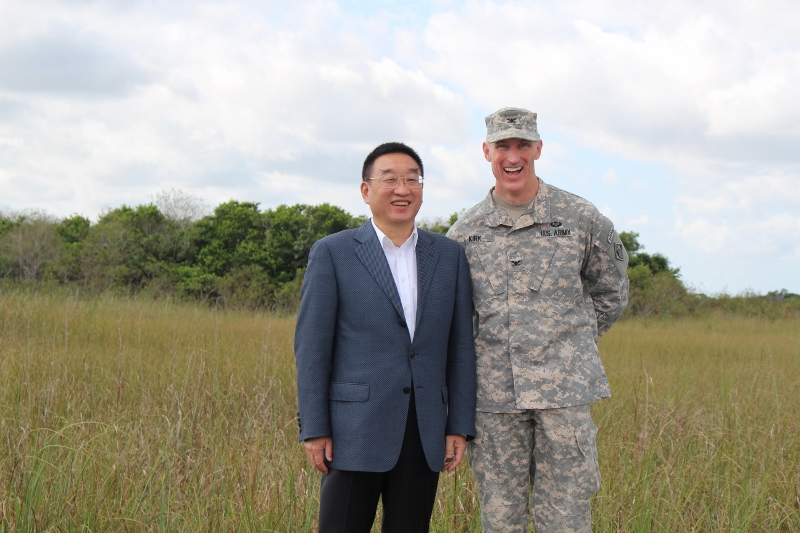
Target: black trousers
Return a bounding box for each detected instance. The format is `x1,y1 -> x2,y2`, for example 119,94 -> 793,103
317,393 -> 440,533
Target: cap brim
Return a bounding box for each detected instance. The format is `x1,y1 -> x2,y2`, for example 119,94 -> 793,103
486,130 -> 540,143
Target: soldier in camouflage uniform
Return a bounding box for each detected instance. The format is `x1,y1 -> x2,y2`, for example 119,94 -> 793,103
446,107 -> 629,533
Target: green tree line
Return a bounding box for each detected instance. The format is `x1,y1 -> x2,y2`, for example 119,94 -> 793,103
618,231 -> 799,318
0,196 -> 364,311
1,197 -> 797,316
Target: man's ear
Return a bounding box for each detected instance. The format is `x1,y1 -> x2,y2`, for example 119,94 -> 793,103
482,141 -> 491,161
360,181 -> 371,204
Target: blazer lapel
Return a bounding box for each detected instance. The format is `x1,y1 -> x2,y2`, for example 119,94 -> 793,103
414,231 -> 440,332
353,222 -> 405,320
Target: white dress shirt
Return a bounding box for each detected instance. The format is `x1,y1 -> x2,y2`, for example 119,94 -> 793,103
371,219 -> 418,341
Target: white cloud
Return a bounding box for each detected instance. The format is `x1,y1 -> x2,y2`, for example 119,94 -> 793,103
673,216 -> 736,254
0,1 -> 469,218
420,0 -> 800,166
416,0 -> 799,291
674,209 -> 800,259
424,144 -> 489,214
0,0 -> 798,293
601,170 -> 620,186
673,168 -> 800,261
599,205 -> 620,222
625,214 -> 656,228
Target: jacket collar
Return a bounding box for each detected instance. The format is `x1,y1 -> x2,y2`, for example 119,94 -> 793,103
352,222 -> 439,341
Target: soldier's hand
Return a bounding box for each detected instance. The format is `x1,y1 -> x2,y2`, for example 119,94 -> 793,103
304,436 -> 333,474
443,434 -> 467,472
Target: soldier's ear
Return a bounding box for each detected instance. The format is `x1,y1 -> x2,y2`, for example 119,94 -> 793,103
482,142 -> 491,161
532,140 -> 543,160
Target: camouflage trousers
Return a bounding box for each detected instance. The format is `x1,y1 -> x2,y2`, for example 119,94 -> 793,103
466,405 -> 600,533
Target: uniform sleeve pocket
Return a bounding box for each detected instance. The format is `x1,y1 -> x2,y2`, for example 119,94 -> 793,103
329,382 -> 370,402
593,216 -> 613,254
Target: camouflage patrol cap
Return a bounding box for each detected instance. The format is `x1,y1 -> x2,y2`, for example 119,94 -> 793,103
485,107 -> 540,143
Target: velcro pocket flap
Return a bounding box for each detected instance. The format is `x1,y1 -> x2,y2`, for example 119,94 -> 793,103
527,245 -> 558,292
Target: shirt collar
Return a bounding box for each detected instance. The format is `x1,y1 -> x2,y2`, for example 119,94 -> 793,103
370,218 -> 418,250
484,178 -> 553,227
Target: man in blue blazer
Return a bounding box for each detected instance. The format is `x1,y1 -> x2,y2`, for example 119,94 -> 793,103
295,142 -> 477,533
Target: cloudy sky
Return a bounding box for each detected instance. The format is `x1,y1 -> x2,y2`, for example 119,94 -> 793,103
1,0 -> 798,295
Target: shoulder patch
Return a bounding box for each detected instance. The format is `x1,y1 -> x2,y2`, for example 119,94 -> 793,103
615,242 -> 624,261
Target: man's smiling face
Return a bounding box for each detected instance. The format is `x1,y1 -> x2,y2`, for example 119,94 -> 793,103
361,152 -> 423,233
483,137 -> 542,203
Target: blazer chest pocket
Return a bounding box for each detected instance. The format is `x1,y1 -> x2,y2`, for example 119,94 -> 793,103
329,382 -> 370,402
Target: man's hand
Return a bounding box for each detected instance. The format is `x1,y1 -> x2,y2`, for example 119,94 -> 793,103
304,436 -> 333,474
442,434 -> 467,472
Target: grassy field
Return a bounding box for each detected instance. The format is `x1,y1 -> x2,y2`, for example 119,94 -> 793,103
0,288 -> 798,532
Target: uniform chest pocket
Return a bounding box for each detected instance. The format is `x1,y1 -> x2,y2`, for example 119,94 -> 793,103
469,235 -> 580,305
468,243 -> 508,296
509,244 -> 555,293
515,243 -> 579,307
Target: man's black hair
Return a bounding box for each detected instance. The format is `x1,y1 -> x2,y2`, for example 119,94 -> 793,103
361,142 -> 424,181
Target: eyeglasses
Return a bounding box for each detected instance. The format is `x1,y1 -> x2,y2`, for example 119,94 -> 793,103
367,174 -> 424,189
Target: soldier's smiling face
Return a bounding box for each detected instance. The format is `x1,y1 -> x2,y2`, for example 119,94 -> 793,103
483,137 -> 542,203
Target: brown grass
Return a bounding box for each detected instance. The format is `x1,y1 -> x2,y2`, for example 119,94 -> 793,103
1,288 -> 798,532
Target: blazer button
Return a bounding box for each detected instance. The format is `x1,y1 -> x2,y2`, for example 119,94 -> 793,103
399,319 -> 406,328
402,387 -> 411,394
409,351 -> 415,359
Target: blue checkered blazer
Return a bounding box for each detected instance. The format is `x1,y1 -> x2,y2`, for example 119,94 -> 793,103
295,221 -> 476,472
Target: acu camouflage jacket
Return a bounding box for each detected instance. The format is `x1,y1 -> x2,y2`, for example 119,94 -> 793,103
447,180 -> 629,411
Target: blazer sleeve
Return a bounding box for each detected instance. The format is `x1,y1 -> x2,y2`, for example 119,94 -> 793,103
445,245 -> 477,439
295,239 -> 338,442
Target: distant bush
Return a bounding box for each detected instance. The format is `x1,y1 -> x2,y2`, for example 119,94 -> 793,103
419,211 -> 462,235
619,232 -> 690,318
1,203 -> 795,317
690,291 -> 800,319
0,197 -> 362,312
618,231 -> 799,319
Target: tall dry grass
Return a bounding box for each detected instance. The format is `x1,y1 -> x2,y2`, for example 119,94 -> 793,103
0,288 -> 312,531
595,318 -> 800,532
1,288 -> 798,531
